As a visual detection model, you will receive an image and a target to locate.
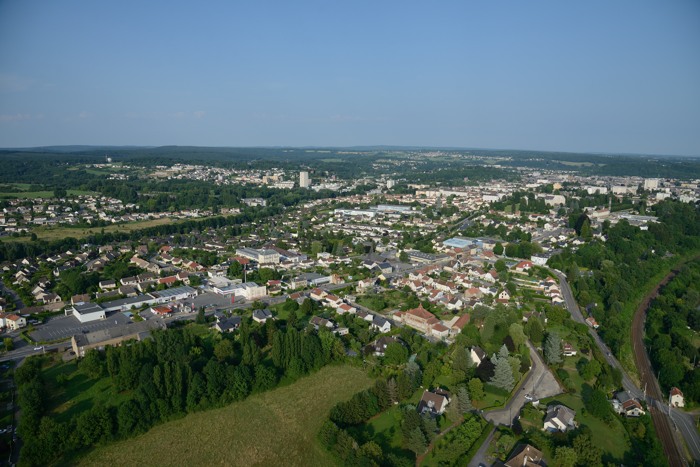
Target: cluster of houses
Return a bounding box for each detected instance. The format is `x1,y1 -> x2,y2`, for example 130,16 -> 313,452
0,193 -> 212,235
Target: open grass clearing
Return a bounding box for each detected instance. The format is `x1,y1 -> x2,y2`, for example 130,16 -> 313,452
79,365 -> 373,467
538,393 -> 630,460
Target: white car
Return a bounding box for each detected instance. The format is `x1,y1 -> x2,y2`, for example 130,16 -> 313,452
524,394 -> 534,401
33,346 -> 43,351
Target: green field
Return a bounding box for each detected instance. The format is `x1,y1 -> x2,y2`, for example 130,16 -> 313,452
43,360 -> 133,423
79,365 -> 373,466
0,216 -> 195,242
0,189 -> 94,199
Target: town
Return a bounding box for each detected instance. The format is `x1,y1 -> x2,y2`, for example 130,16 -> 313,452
0,149 -> 699,466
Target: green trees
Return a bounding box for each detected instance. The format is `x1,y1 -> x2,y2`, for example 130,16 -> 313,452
384,342 -> 409,366
3,337 -> 13,351
544,331 -> 562,365
490,350 -> 515,391
17,320 -> 345,466
553,446 -> 577,467
399,251 -> 409,262
468,378 -> 485,402
455,386 -> 473,413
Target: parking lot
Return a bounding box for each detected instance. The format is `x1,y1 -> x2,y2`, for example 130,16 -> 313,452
30,313 -> 132,342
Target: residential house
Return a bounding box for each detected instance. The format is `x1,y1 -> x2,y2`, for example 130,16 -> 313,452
309,316 -> 335,330
585,316 -> 600,329
417,389 -> 451,416
543,404 -> 577,432
0,313 -> 26,330
214,315 -> 242,333
470,346 -> 487,367
370,316 -> 391,333
670,387 -> 685,408
504,444 -> 546,467
366,336 -> 402,357
562,343 -> 577,357
252,309 -> 273,324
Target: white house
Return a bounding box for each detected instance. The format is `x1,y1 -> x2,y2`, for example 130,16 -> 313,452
370,316 -> 391,333
543,404 -> 577,432
470,346 -> 487,367
670,387 -> 685,408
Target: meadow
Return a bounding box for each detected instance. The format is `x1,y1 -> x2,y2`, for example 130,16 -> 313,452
78,365 -> 373,466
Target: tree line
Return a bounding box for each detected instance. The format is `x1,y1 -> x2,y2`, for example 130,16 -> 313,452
17,319 -> 346,466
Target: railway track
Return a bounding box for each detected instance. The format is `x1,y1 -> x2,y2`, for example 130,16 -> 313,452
631,267 -> 686,467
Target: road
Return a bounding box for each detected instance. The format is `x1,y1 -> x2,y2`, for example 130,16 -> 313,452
552,270 -> 642,398
0,278 -> 24,311
553,269 -> 700,465
484,340 -> 563,427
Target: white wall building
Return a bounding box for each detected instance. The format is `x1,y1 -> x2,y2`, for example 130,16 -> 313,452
300,171 -> 310,188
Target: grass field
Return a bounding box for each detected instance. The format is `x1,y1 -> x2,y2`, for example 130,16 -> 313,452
1,217 -> 187,242
43,360 -> 133,424
0,189 -> 94,199
79,365 -> 373,467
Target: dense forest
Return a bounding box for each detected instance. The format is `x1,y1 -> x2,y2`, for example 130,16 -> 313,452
17,319 -> 346,466
646,259 -> 700,402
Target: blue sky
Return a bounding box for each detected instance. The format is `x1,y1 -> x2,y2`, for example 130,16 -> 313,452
1,1 -> 699,155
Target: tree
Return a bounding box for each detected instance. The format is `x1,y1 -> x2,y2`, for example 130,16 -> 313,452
525,318 -> 544,344
490,354 -> 515,391
573,432 -> 602,466
3,337 -> 13,351
80,349 -> 105,379
455,386 -> 473,413
493,242 -> 504,256
195,307 -> 206,324
214,339 -> 235,362
228,261 -> 243,278
544,332 -> 562,365
399,251 -> 409,262
406,427 -> 427,456
384,342 -> 409,366
468,378 -> 484,402
508,323 -> 526,348
553,446 -> 577,467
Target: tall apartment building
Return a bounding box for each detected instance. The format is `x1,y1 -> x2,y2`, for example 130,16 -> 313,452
300,171 -> 310,188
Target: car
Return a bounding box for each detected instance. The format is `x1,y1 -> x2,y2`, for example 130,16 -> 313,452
524,394 -> 534,401
33,346 -> 43,351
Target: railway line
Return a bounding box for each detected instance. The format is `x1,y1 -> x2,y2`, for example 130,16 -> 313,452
631,267 -> 686,467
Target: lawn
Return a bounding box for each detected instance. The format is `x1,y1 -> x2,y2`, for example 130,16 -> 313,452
43,360 -> 133,424
78,365 -> 373,467
535,393 -> 630,460
0,189 -> 94,199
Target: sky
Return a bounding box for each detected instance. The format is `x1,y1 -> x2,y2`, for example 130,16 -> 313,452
0,1 -> 699,155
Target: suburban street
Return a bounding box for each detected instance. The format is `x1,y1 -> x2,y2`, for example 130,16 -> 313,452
484,340 -> 563,427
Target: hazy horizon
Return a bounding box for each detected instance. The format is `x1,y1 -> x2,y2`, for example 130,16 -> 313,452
1,1 -> 699,156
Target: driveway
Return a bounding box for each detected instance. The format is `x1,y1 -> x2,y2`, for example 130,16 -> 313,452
484,340 -> 563,427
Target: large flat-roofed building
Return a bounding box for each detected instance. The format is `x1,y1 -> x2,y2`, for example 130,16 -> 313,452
71,319 -> 166,357
235,248 -> 280,264
67,302 -> 106,323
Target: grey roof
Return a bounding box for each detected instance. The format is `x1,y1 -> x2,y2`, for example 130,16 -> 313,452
73,319 -> 165,346
150,285 -> 195,299
72,302 -> 104,316
253,309 -> 273,320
